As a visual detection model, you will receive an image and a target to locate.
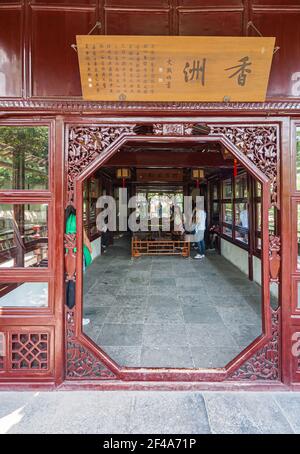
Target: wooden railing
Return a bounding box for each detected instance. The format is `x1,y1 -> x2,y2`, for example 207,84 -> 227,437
132,236 -> 190,258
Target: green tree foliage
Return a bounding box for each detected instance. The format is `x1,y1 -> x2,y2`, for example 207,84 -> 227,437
0,126 -> 48,189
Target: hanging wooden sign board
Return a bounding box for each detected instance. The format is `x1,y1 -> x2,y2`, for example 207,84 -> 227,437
76,35 -> 275,102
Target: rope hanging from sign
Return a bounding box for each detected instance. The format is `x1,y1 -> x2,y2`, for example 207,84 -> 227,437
71,21 -> 102,53
247,21 -> 280,55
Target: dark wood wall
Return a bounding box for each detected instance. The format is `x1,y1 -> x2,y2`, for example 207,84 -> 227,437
0,0 -> 300,100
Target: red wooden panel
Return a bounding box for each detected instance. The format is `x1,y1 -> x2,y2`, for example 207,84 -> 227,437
290,326 -> 300,383
178,0 -> 243,5
31,0 -> 96,3
178,9 -> 244,36
105,0 -> 170,6
104,9 -> 171,35
252,0 -> 300,5
30,8 -> 97,97
250,10 -> 300,99
0,7 -> 23,98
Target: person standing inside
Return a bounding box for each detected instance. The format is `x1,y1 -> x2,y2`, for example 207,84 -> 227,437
194,206 -> 206,259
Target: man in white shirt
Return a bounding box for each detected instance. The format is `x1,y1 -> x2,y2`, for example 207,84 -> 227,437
194,207 -> 207,259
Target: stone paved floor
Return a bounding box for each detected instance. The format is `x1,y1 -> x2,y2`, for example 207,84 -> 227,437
83,236 -> 262,368
0,391 -> 299,434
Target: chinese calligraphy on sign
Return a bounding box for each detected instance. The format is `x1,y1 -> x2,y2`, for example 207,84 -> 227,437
76,36 -> 275,102
183,59 -> 206,85
225,56 -> 252,86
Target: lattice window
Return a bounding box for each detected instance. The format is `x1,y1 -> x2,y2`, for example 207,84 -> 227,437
0,332 -> 5,370
11,333 -> 49,370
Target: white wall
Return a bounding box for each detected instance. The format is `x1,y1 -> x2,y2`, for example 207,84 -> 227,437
220,238 -> 249,276
221,239 -> 278,300
91,237 -> 101,260
253,255 -> 278,300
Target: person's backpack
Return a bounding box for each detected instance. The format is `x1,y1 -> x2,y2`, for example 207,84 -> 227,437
65,212 -> 92,268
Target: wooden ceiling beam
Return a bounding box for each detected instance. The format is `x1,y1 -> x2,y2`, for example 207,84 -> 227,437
105,151 -> 232,168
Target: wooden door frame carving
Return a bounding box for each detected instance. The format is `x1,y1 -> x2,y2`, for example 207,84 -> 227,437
65,119 -> 281,383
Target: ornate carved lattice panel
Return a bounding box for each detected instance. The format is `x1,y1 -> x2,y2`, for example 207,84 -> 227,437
10,333 -> 49,370
67,125 -> 134,203
64,233 -> 76,282
269,235 -> 281,283
228,309 -> 280,381
153,123 -> 194,136
66,121 -> 280,382
210,125 -> 279,207
66,310 -> 116,380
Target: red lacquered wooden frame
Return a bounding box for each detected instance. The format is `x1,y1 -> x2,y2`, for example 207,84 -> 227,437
0,114 -> 298,389
69,122 -> 274,383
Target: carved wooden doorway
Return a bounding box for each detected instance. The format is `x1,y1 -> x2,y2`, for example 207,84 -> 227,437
64,120 -> 280,384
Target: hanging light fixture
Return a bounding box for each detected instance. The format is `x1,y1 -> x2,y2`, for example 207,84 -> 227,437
192,169 -> 204,188
116,168 -> 131,187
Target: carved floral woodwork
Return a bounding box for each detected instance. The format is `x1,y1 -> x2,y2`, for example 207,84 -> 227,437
229,310 -> 280,381
66,122 -> 281,381
153,123 -> 194,136
210,125 -> 279,207
66,310 -> 116,380
269,235 -> 281,283
67,125 -> 134,203
64,233 -> 77,282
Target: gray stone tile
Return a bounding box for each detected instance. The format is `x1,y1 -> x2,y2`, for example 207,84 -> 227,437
115,294 -> 149,306
191,346 -> 241,368
126,276 -> 150,286
102,346 -> 142,367
182,305 -> 223,324
120,286 -> 149,296
129,393 -> 211,434
5,392 -> 133,434
178,294 -> 212,306
150,277 -> 176,287
216,306 -> 260,326
84,294 -> 119,307
105,305 -> 146,323
95,276 -> 126,286
0,392 -> 36,420
126,270 -> 151,279
176,277 -> 203,288
175,266 -> 201,275
148,286 -> 175,295
87,285 -> 121,296
229,324 -> 262,348
151,269 -> 175,278
83,323 -> 103,343
143,323 -> 188,347
145,303 -> 184,324
97,323 -> 144,346
81,236 -> 264,369
140,346 -> 194,368
203,393 -> 294,434
211,294 -> 255,308
186,323 -> 238,348
83,306 -> 110,321
206,284 -> 238,296
274,393 -> 300,433
176,286 -> 207,295
148,294 -> 178,306
102,269 -> 129,277
131,263 -> 152,272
